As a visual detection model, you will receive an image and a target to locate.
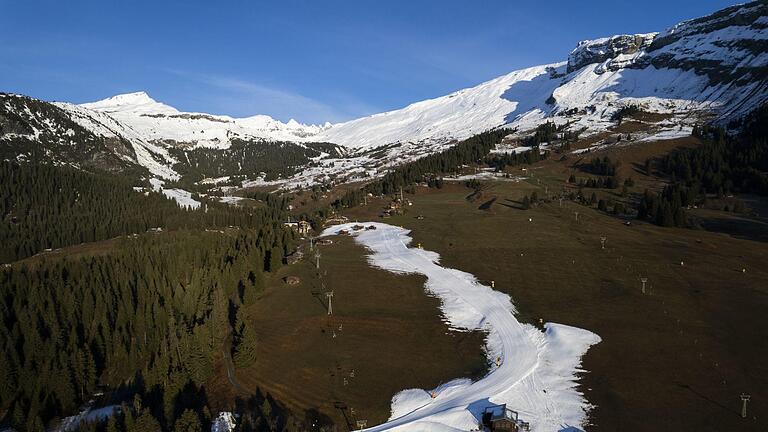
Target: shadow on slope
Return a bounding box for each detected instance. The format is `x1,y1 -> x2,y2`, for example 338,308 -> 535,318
501,69 -> 562,124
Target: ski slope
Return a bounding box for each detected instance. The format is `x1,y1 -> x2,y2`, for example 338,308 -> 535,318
321,223 -> 601,432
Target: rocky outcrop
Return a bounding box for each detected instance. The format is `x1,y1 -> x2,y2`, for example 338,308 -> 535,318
567,33 -> 656,73
567,1 -> 768,84
642,1 -> 768,84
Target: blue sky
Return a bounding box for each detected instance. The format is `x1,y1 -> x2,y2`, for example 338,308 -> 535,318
0,0 -> 738,124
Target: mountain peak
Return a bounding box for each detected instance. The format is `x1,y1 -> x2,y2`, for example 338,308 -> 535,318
81,91 -> 178,115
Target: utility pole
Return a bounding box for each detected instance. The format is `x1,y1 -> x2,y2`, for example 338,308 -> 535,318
316,251 -> 321,269
740,393 -> 751,418
400,186 -> 404,203
326,291 -> 334,315
640,277 -> 648,294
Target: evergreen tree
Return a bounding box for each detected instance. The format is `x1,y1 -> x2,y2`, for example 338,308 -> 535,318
233,309 -> 258,368
174,409 -> 203,432
267,247 -> 282,273
133,409 -> 162,432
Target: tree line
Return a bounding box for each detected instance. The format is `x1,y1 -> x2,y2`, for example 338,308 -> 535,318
168,140 -> 341,187
0,161 -> 286,263
638,104 -> 768,227
332,128 -> 526,209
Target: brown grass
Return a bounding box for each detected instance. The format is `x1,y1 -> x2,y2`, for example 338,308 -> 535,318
219,236 -> 487,428
341,164 -> 768,430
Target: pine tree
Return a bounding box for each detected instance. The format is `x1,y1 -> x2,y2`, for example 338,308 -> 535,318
268,247 -> 282,273
659,204 -> 675,227
674,207 -> 686,227
106,413 -> 120,432
174,410 -> 203,432
133,409 -> 162,432
233,310 -> 258,368
261,398 -> 273,419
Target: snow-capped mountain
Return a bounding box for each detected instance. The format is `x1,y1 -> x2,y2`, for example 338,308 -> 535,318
317,1 -> 768,150
79,91 -> 331,149
2,1 -> 767,189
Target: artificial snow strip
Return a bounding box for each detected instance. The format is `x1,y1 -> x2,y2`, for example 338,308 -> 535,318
321,223 -> 601,432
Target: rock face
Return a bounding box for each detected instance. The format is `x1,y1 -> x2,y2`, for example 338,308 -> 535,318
643,1 -> 768,84
567,1 -> 768,84
567,33 -> 657,73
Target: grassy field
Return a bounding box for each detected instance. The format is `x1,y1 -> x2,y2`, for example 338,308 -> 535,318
216,235 -> 488,429
340,160 -> 768,430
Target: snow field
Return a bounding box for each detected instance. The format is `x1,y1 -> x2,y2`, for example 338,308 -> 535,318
149,178 -> 201,210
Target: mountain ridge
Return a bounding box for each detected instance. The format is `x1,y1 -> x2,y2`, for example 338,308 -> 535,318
2,1 -> 767,189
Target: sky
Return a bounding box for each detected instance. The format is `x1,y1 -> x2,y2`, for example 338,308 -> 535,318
0,0 -> 740,124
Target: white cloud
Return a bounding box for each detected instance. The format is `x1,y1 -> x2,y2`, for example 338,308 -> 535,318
163,69 -> 370,124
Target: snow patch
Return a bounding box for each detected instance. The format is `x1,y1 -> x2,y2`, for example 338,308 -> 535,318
56,405 -> 119,431
211,412 -> 236,432
149,178 -> 201,209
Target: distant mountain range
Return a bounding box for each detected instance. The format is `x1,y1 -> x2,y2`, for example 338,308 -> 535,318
2,1 -> 767,190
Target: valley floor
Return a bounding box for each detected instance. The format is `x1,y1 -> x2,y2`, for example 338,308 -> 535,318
206,135 -> 768,431
340,179 -> 768,431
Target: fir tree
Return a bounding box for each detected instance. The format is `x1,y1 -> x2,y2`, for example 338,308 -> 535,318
174,409 -> 203,432
233,309 -> 258,368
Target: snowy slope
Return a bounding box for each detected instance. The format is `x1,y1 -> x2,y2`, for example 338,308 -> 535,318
54,100 -> 180,179
80,92 -> 330,149
322,224 -> 601,432
317,65 -> 560,149
313,2 -> 767,150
